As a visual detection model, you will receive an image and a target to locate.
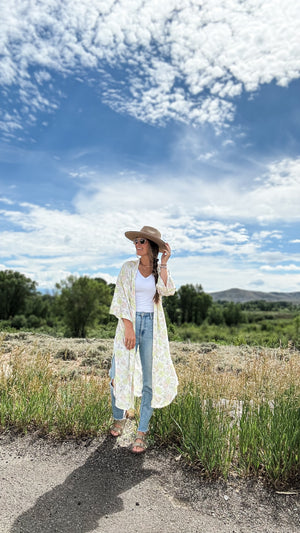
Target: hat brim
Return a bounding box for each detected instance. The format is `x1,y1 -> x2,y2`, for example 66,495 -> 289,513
125,231 -> 167,252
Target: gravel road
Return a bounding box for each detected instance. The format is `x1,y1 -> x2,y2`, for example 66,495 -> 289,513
0,427 -> 299,533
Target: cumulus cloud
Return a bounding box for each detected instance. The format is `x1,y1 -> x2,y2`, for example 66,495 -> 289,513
261,264 -> 300,272
1,0 -> 300,136
1,152 -> 300,289
172,255 -> 300,293
1,144 -> 300,289
72,156 -> 300,224
0,197 -> 14,205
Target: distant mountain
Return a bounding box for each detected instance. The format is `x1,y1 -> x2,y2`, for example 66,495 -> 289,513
209,288 -> 300,303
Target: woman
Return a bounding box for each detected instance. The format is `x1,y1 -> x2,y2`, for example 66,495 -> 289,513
109,225 -> 178,453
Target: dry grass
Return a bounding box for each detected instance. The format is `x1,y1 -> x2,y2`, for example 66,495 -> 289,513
0,332 -> 113,380
1,333 -> 299,402
171,341 -> 300,403
1,332 -> 299,485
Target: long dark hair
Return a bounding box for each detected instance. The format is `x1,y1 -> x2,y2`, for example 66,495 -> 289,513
148,240 -> 160,304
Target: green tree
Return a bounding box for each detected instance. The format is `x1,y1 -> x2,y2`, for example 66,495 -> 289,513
56,275 -> 112,337
163,292 -> 182,324
223,302 -> 244,327
207,303 -> 225,325
25,293 -> 56,326
177,284 -> 212,325
11,314 -> 27,329
294,314 -> 300,344
163,284 -> 212,325
0,270 -> 37,320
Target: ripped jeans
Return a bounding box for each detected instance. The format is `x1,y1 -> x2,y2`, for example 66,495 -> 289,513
110,312 -> 154,433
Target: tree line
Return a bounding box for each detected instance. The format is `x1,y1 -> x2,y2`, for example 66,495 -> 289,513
1,269 -> 299,338
0,270 -> 113,337
163,284 -> 252,327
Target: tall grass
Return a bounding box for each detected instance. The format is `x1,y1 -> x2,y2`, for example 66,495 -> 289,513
150,348 -> 300,486
1,339 -> 299,487
150,384 -> 237,478
0,347 -> 111,438
238,392 -> 300,486
150,388 -> 299,486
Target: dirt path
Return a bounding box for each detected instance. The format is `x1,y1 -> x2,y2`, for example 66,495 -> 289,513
0,428 -> 299,533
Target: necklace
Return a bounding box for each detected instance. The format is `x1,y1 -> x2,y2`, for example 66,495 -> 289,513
139,262 -> 152,270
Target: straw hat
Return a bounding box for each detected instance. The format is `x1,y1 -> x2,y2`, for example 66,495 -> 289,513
125,226 -> 167,252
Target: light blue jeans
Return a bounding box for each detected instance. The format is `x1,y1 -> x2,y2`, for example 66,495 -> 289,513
110,312 -> 154,433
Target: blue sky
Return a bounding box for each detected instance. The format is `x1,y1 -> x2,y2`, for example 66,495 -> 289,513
1,0 -> 300,293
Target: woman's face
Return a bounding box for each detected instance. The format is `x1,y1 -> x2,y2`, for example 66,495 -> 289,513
134,238 -> 150,257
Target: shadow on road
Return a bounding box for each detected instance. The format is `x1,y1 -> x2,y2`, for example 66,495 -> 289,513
10,436 -> 157,533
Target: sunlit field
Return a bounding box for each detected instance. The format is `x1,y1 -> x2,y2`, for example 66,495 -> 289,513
0,333 -> 299,488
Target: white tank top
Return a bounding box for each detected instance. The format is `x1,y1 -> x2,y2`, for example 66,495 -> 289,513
135,270 -> 156,312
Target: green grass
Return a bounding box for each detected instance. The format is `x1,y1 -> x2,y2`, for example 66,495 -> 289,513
150,384 -> 236,478
168,318 -> 300,349
2,309 -> 300,349
238,392 -> 300,486
0,339 -> 299,487
0,349 -> 111,438
149,385 -> 300,486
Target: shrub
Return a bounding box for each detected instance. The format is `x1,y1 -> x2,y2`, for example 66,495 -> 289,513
11,315 -> 27,329
55,348 -> 77,361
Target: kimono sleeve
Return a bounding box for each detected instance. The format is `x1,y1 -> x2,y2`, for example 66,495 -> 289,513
156,268 -> 176,297
109,263 -> 134,321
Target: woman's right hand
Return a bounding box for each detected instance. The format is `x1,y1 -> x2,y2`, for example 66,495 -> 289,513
123,319 -> 136,350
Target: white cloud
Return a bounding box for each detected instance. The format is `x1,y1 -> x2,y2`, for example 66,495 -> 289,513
196,151 -> 216,162
261,264 -> 300,272
252,230 -> 283,243
1,151 -> 300,290
0,111 -> 23,135
171,255 -> 300,293
1,0 -> 300,135
2,152 -> 297,254
0,197 -> 14,205
247,159 -> 300,222
72,156 -> 300,224
0,181 -> 296,291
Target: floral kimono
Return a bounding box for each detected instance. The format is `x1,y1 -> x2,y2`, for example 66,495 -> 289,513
110,259 -> 178,410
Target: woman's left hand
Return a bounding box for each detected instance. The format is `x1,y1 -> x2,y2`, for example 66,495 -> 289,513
161,243 -> 171,265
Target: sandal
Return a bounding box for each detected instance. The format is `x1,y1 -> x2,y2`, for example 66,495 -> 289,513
110,418 -> 126,437
131,432 -> 148,454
